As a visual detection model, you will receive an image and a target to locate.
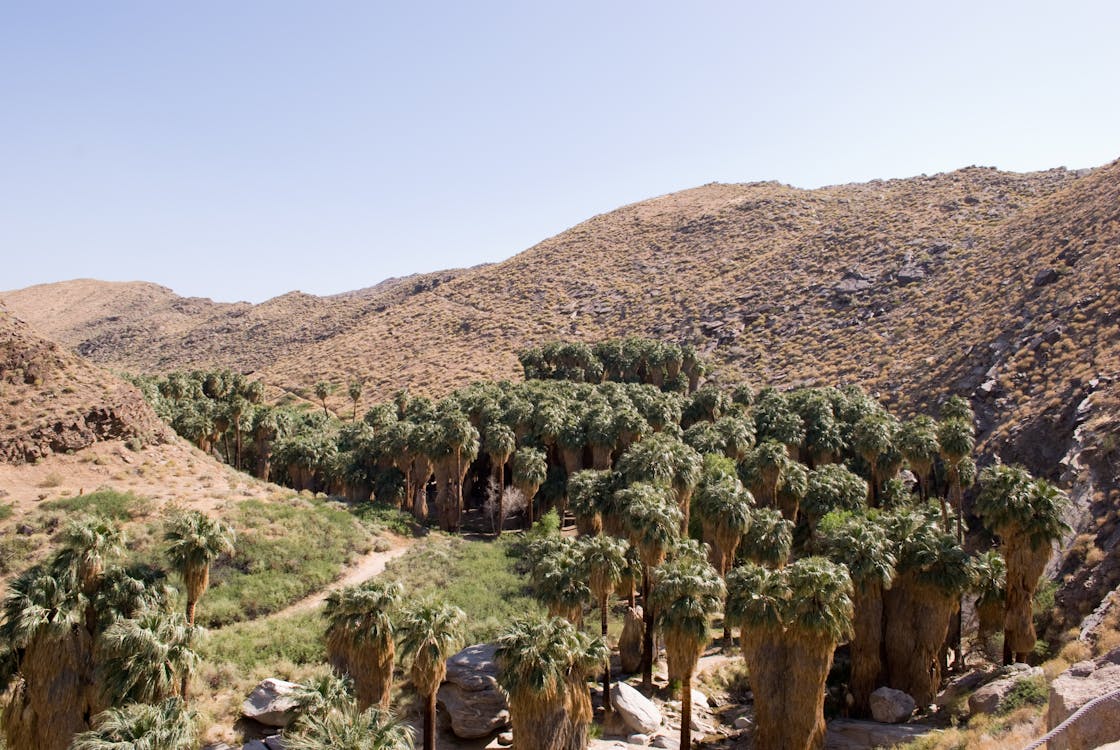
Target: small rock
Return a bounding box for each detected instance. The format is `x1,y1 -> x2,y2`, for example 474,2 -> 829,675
1034,268 -> 1060,286
497,731 -> 513,746
612,682 -> 662,734
897,265 -> 926,284
869,686 -> 916,724
16,524 -> 34,535
264,736 -> 284,750
650,735 -> 679,749
968,665 -> 1042,715
627,734 -> 649,746
733,716 -> 751,730
690,688 -> 710,709
241,742 -> 268,750
241,678 -> 302,728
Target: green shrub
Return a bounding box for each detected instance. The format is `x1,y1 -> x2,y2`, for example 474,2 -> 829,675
200,610 -> 324,670
1001,675 -> 1048,713
0,502 -> 12,521
381,535 -> 541,644
185,497 -> 373,627
347,502 -> 415,537
40,489 -> 150,520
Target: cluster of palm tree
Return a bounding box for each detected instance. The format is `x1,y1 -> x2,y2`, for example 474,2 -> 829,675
321,581 -> 466,750
0,510 -> 233,750
120,337 -> 1075,750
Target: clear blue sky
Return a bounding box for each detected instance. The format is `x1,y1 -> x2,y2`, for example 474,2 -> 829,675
3,1 -> 1118,303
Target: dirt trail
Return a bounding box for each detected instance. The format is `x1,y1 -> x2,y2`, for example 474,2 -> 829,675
268,535 -> 415,619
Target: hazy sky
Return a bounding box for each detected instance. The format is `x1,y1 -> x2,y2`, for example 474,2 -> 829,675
3,1 -> 1118,303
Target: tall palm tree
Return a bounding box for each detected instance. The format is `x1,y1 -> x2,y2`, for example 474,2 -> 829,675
726,557 -> 853,750
692,454 -> 752,641
285,703 -> 414,750
96,611 -> 200,705
314,381 -> 333,415
618,483 -> 682,691
738,507 -> 793,568
567,469 -> 614,536
801,464 -> 868,541
881,508 -> 972,705
616,434 -> 701,533
531,545 -> 592,624
396,600 -> 466,750
650,556 -> 724,750
324,580 -> 404,710
495,616 -> 606,750
348,379 -> 364,421
513,446 -> 548,528
820,516 -> 896,717
70,697 -> 197,750
577,534 -> 628,710
59,516 -> 125,597
851,412 -> 897,506
163,511 -> 236,626
739,440 -> 790,509
482,423 -> 517,534
975,464 -> 1069,663
937,417 -> 975,537
896,415 -> 940,504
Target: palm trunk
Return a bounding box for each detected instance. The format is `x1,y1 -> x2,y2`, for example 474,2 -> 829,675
186,598 -> 197,626
497,461 -> 505,536
424,690 -> 436,750
641,567 -> 654,693
680,673 -> 692,749
601,593 -> 613,712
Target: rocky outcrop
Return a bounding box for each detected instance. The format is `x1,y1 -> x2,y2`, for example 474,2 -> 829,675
825,719 -> 933,749
968,664 -> 1044,716
1047,648 -> 1120,750
437,643 -> 510,739
242,678 -> 301,728
869,686 -> 916,723
611,682 -> 662,735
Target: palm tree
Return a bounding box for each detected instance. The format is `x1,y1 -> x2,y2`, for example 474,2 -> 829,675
96,611 -> 200,705
513,446 -> 548,528
567,469 -> 614,536
801,464 -> 868,541
314,381 -> 333,415
693,454 -> 752,641
59,516 -> 125,597
483,423 -> 517,534
975,464 -> 1069,663
348,379 -> 364,421
324,580 -> 404,710
851,412 -> 897,506
285,703 -> 414,750
71,697 -> 197,750
896,415 -> 939,504
577,534 -> 628,710
618,483 -> 682,691
820,516 -> 896,717
531,545 -> 592,624
881,508 -> 972,705
739,440 -> 790,509
396,600 -> 466,750
650,556 -> 724,750
972,549 -> 1007,647
163,511 -> 236,626
937,417 -> 975,536
495,616 -> 607,750
726,558 -> 853,750
738,507 -> 793,568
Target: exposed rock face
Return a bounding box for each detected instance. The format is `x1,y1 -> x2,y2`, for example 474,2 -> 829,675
968,664 -> 1043,716
619,606 -> 644,674
437,643 -> 510,739
1047,648 -> 1120,750
869,686 -> 916,724
242,678 -> 302,728
825,719 -> 932,749
611,682 -> 661,735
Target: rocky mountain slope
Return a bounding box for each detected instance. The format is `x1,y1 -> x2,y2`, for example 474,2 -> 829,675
4,158 -> 1120,632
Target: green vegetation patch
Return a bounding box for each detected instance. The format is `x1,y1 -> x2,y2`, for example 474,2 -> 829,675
381,534 -> 541,644
199,610 -> 325,670
199,497 -> 373,627
0,502 -> 12,521
39,489 -> 151,520
1000,675 -> 1049,713
346,502 -> 416,537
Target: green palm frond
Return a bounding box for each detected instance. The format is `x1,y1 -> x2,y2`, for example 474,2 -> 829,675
71,697 -> 197,750
96,611 -> 200,705
285,703 -> 415,750
651,556 -> 725,643
324,580 -> 404,649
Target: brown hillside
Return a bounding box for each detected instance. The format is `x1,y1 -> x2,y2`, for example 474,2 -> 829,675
0,301 -> 171,465
1,268 -> 469,375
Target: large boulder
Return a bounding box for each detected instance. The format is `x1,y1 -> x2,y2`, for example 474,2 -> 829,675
612,682 -> 662,735
1047,648 -> 1120,750
619,607 -> 644,674
825,719 -> 933,749
869,687 -> 915,724
437,643 -> 510,739
242,678 -> 302,728
968,664 -> 1043,715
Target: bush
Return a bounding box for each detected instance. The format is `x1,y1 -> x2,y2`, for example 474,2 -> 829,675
1001,675 -> 1048,713
39,489 -> 150,520
199,610 -> 324,670
346,502 -> 415,537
